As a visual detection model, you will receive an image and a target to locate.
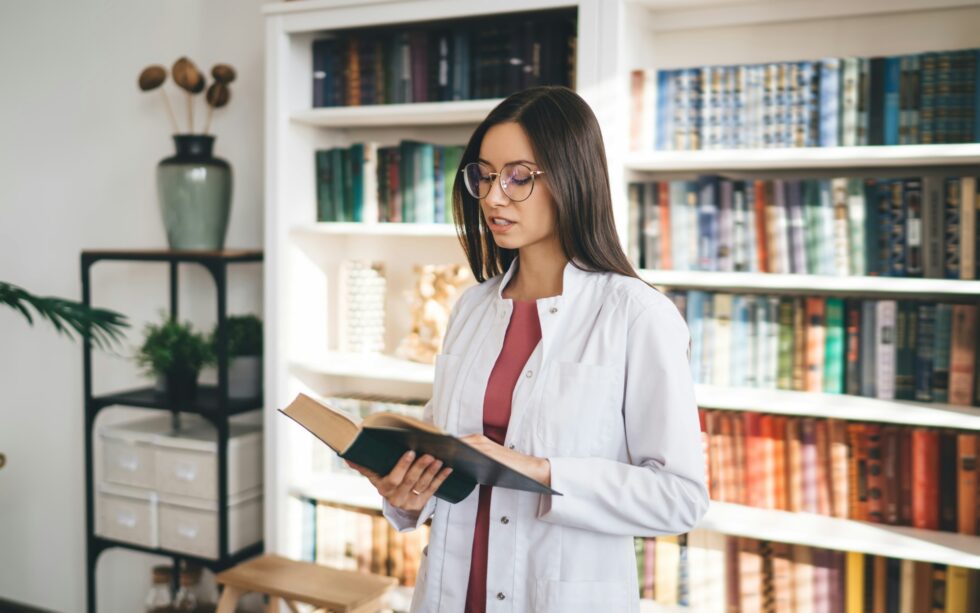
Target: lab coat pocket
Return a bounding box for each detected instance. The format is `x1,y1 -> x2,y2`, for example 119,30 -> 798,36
536,361 -> 617,456
431,354 -> 462,431
532,578 -> 631,613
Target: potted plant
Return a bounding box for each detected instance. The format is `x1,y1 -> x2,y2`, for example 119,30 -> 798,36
212,314 -> 262,399
137,316 -> 215,409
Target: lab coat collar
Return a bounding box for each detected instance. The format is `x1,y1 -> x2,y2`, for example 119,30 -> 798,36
494,256 -> 592,365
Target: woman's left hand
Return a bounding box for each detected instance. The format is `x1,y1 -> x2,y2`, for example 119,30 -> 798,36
459,434 -> 551,487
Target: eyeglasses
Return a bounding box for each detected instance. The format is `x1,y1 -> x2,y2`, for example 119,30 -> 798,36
461,162 -> 546,202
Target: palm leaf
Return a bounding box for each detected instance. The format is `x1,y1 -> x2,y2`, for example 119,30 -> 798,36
0,281 -> 129,350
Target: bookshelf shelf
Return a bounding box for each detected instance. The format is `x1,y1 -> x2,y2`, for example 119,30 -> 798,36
696,385 -> 980,431
701,502 -> 980,570
625,144 -> 980,173
639,269 -> 980,299
290,99 -> 503,128
291,352 -> 435,385
292,473 -> 980,570
292,222 -> 458,238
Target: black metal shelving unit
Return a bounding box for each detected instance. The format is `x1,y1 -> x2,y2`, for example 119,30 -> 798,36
81,249 -> 264,613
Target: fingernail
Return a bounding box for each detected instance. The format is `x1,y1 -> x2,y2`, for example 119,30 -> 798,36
406,451 -> 416,459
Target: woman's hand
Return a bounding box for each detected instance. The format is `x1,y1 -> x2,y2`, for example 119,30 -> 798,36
459,434 -> 551,487
345,451 -> 453,515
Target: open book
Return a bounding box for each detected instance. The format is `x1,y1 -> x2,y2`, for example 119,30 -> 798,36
279,393 -> 561,504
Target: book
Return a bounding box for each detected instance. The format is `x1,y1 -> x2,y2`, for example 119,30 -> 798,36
280,393 -> 560,503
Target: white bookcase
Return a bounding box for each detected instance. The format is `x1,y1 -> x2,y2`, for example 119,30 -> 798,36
261,0 -> 980,609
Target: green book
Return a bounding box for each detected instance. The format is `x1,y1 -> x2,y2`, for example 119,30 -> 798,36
442,146 -> 464,223
349,143 -> 365,222
803,179 -> 822,274
341,147 -> 354,222
777,297 -> 795,390
417,142 -> 435,224
399,141 -> 416,223
823,297 -> 845,394
280,393 -> 560,504
932,303 -> 952,402
329,148 -> 345,222
315,150 -> 334,222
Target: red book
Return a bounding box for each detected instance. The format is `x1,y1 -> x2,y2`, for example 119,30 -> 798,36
911,428 -> 940,530
699,409 -> 712,499
828,419 -> 850,519
881,426 -> 901,525
732,412 -> 747,505
786,418 -> 804,513
898,427 -> 914,525
719,412 -> 736,503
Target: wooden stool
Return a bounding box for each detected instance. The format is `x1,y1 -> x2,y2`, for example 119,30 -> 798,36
216,554 -> 398,613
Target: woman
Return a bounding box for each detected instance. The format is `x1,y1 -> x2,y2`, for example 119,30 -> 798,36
346,86 -> 708,613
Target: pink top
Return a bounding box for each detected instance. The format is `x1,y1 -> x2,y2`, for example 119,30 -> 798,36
464,300 -> 542,613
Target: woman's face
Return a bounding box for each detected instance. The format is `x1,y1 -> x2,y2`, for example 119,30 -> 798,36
475,121 -> 557,252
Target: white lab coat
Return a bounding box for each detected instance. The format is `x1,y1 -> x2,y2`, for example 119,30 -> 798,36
383,258 -> 709,613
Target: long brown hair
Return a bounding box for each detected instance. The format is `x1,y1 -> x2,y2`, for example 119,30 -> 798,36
452,86 -> 638,283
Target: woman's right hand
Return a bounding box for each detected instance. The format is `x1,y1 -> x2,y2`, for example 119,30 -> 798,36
345,451 -> 453,514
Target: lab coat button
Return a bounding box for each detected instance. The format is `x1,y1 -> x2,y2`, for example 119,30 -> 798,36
508,443 -> 515,449
525,370 -> 533,378
500,516 -> 509,524
550,307 -> 558,314
497,593 -> 506,600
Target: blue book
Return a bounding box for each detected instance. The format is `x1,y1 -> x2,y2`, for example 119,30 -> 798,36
697,176 -> 719,271
656,69 -> 671,150
883,56 -> 901,145
686,290 -> 707,383
914,303 -> 936,402
670,180 -> 691,270
786,179 -> 807,274
819,58 -> 840,147
799,61 -> 818,147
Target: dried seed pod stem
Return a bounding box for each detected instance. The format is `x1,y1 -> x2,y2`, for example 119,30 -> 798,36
160,90 -> 180,133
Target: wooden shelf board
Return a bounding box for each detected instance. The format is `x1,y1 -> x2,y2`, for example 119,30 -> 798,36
290,99 -> 501,128
640,269 -> 980,299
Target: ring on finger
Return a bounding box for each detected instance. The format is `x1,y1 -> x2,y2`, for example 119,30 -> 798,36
411,488 -> 422,496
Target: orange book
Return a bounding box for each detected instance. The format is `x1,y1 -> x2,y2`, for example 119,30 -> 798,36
949,304 -> 977,405
742,412 -> 766,508
828,419 -> 850,519
754,180 -> 770,273
738,538 -> 763,612
957,433 -> 978,535
629,70 -> 644,151
786,417 -> 804,513
706,410 -> 724,501
771,541 -> 794,613
759,414 -> 778,509
847,423 -> 868,521
658,182 -> 672,269
805,297 -> 827,392
771,415 -> 789,511
911,428 -> 940,530
872,556 -> 887,613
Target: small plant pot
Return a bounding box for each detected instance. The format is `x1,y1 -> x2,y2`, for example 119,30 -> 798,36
162,369 -> 200,409
228,355 -> 262,400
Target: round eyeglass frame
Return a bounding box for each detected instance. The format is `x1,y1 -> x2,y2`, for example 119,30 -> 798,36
460,162 -> 546,203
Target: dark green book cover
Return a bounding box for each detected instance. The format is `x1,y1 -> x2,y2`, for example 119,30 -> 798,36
280,393 -> 560,504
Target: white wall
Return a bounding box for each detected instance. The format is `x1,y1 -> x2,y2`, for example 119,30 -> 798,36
0,1 -> 267,611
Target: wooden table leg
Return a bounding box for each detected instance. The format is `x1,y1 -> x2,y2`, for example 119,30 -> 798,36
267,595 -> 281,613
216,585 -> 245,613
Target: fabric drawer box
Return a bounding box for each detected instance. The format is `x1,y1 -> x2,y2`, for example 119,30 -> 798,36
100,414 -> 263,500
96,485 -> 157,549
158,488 -> 263,560
102,437 -> 155,489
